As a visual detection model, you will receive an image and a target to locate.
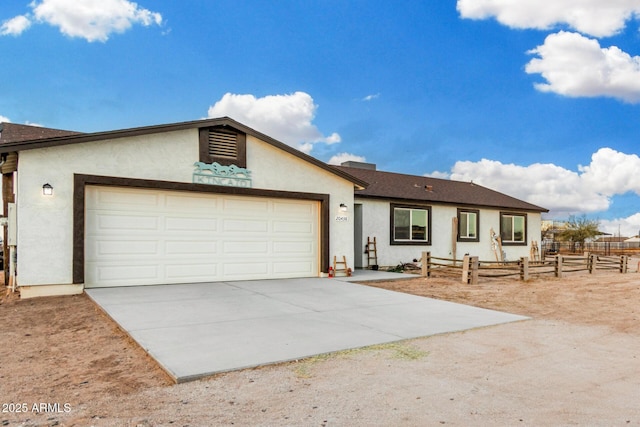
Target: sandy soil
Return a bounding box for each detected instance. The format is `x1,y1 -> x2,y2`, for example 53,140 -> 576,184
1,263 -> 640,426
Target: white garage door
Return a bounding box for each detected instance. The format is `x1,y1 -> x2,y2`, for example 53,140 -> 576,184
85,186 -> 320,287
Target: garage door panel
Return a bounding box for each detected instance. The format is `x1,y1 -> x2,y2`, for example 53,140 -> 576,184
165,240 -> 218,256
222,198 -> 269,213
85,186 -> 319,287
165,194 -> 218,211
96,240 -> 159,256
273,220 -> 314,234
223,262 -> 269,277
86,238 -> 161,258
223,241 -> 269,254
272,241 -> 315,255
165,216 -> 218,232
92,213 -> 160,231
223,218 -> 269,232
165,263 -> 218,280
273,201 -> 315,216
88,263 -> 160,284
272,260 -> 315,274
93,188 -> 160,209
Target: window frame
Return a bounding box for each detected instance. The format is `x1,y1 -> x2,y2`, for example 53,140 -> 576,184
500,212 -> 527,246
457,208 -> 480,242
390,203 -> 432,246
199,126 -> 247,168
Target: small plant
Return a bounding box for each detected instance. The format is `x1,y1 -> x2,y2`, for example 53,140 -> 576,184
387,264 -> 405,273
367,342 -> 430,360
387,261 -> 421,273
290,342 -> 429,378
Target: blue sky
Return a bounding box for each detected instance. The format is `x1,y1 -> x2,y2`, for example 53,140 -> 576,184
3,1 -> 640,236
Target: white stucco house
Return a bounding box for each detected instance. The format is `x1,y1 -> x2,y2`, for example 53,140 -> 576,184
0,119 -> 547,298
0,118 -> 365,298
335,162 -> 548,267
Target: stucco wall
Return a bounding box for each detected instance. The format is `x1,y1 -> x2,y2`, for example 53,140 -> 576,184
356,198 -> 542,267
16,129 -> 355,287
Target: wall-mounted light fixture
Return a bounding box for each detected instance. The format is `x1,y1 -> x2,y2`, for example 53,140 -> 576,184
42,183 -> 53,196
339,203 -> 348,212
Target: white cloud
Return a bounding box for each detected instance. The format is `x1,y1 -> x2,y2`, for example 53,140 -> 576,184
1,0 -> 162,42
324,132 -> 341,144
457,0 -> 640,38
424,170 -> 450,179
0,115 -> 11,123
362,93 -> 380,102
600,213 -> 640,237
448,158 -> 608,215
435,147 -> 640,217
327,152 -> 366,166
526,31 -> 640,103
0,15 -> 31,36
458,1 -> 640,103
207,92 -> 341,153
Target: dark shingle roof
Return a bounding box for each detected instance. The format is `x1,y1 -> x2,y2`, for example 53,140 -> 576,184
0,122 -> 81,143
334,165 -> 548,213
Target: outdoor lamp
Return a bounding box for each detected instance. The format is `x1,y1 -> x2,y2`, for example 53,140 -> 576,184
42,183 -> 53,196
340,203 -> 348,212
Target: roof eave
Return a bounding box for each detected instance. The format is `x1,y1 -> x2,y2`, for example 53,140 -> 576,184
353,193 -> 548,213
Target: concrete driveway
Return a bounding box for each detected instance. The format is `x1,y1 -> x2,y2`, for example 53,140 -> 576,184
86,272 -> 527,383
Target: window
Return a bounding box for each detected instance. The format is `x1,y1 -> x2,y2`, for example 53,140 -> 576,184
391,204 -> 431,245
199,126 -> 246,167
458,209 -> 479,242
500,212 -> 527,245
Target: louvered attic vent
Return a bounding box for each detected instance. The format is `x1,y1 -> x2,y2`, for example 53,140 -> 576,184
199,125 -> 246,167
209,130 -> 238,159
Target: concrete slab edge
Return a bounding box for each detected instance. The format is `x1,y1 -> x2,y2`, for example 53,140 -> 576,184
84,291 -> 179,384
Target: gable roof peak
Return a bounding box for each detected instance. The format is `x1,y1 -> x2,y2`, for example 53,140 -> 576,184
0,117 -> 369,189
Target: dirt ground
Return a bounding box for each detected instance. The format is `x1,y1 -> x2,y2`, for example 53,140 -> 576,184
1,263 -> 640,426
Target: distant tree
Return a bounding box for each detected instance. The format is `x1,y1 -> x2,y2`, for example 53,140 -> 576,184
557,215 -> 600,244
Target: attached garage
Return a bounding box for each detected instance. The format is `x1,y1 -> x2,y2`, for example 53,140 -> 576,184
84,185 -> 320,287
1,117 -> 364,298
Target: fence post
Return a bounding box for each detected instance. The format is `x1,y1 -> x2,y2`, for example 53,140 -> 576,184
422,251 -> 430,278
620,255 -> 628,273
462,254 -> 470,284
588,254 -> 595,274
470,256 -> 479,285
519,257 -> 529,281
555,255 -> 563,278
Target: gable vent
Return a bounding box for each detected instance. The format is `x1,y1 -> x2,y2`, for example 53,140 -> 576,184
209,130 -> 238,159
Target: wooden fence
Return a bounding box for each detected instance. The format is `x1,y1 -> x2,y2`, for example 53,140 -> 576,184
420,252 -> 629,285
543,241 -> 640,256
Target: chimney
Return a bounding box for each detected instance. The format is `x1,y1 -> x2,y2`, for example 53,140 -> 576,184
341,161 -> 376,170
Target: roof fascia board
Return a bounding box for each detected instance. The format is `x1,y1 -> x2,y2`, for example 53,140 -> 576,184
353,194 -> 549,213
0,118 -> 227,153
